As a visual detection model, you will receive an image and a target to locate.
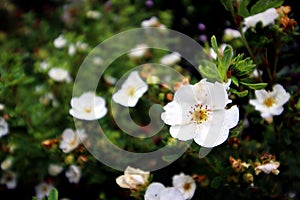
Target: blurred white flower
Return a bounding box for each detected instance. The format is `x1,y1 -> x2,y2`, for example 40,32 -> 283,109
116,166 -> 150,189
172,173 -> 196,199
68,43 -> 76,56
0,117 -> 9,138
59,128 -> 87,153
160,52 -> 181,66
76,41 -> 88,51
0,103 -> 4,110
209,44 -> 227,60
223,28 -> 241,39
40,60 -> 49,71
48,67 -> 72,83
69,92 -> 108,120
112,71 -> 148,107
250,69 -> 263,78
53,34 -> 67,49
1,157 -> 13,170
144,182 -> 184,200
128,44 -> 149,59
249,84 -> 290,119
48,164 -> 64,176
92,57 -> 103,65
0,171 -> 17,189
86,10 -> 101,19
243,8 -> 279,30
255,160 -> 280,175
141,16 -> 166,29
66,165 -> 81,183
35,182 -> 54,200
161,79 -> 239,148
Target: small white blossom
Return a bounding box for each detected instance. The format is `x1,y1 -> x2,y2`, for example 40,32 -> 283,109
243,8 -> 279,30
59,128 -> 87,153
255,160 -> 280,175
53,34 -> 67,49
86,10 -> 101,19
48,67 -> 72,83
160,52 -> 181,66
249,84 -> 290,119
116,166 -> 150,189
66,165 -> 81,183
35,182 -> 54,200
209,44 -> 227,60
69,92 -> 108,120
144,182 -> 184,200
0,171 -> 17,189
223,28 -> 241,39
48,164 -> 64,176
76,41 -> 88,51
172,173 -> 196,199
141,16 -> 167,30
92,57 -> 103,65
128,44 -> 149,59
161,79 -> 239,148
0,117 -> 9,138
0,103 -> 4,110
40,61 -> 49,71
1,157 -> 13,170
112,71 -> 148,107
68,43 -> 76,56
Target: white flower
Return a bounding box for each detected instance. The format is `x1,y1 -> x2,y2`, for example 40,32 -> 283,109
86,10 -> 101,19
249,84 -> 290,119
116,166 -> 150,189
92,57 -> 103,65
144,182 -> 184,200
59,128 -> 87,153
48,164 -> 64,176
40,60 -> 49,71
0,103 -> 4,110
243,8 -> 279,30
161,79 -> 239,148
69,92 -> 108,120
141,16 -> 165,29
1,157 -> 13,170
160,52 -> 181,66
255,160 -> 280,175
76,41 -> 88,51
66,165 -> 81,183
223,28 -> 241,39
68,43 -> 76,56
209,44 -> 227,60
0,171 -> 17,189
35,182 -> 54,200
112,71 -> 148,107
0,117 -> 9,138
172,173 -> 196,199
128,44 -> 149,59
53,34 -> 67,49
48,67 -> 72,83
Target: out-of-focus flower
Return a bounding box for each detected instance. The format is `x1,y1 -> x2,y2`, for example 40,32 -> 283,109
145,0 -> 154,7
255,160 -> 280,175
209,44 -> 228,60
69,92 -> 108,120
160,52 -> 181,66
229,156 -> 250,173
86,10 -> 102,19
53,34 -> 67,49
250,69 -> 263,78
76,41 -> 88,52
1,157 -> 13,170
172,173 -> 196,199
59,128 -> 87,153
112,71 -> 148,107
92,57 -> 103,65
0,171 -> 17,189
66,165 -> 81,183
116,166 -> 150,190
198,23 -> 206,31
223,28 -> 241,40
128,44 -> 149,60
141,16 -> 166,29
144,182 -> 185,200
0,117 -> 9,138
40,60 -> 49,71
161,79 -> 239,148
174,77 -> 190,91
0,103 -> 4,110
68,43 -> 76,56
48,67 -> 72,83
249,84 -> 290,119
243,8 -> 279,30
35,182 -> 54,200
276,5 -> 291,16
48,164 -> 64,176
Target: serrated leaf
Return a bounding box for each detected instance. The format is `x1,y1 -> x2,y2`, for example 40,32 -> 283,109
221,46 -> 233,71
250,0 -> 284,15
240,82 -> 267,89
199,61 -> 222,82
238,0 -> 250,17
230,88 -> 248,97
48,188 -> 58,200
231,76 -> 239,86
211,36 -> 219,57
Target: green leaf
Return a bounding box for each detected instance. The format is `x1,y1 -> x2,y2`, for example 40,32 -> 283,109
238,0 -> 250,17
250,0 -> 284,15
240,82 -> 267,89
48,188 -> 58,200
32,197 -> 38,200
221,46 -> 233,71
199,61 -> 222,82
211,176 -> 222,189
211,36 -> 219,57
231,76 -> 239,86
220,0 -> 232,11
230,88 -> 248,97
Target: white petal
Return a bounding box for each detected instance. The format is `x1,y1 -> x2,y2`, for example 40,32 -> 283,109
144,182 -> 165,200
254,89 -> 268,103
269,106 -> 284,116
161,101 -> 190,125
159,187 -> 185,200
273,84 -> 290,106
169,123 -> 197,141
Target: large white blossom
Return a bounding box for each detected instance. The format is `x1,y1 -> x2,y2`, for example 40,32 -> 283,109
116,166 -> 150,190
249,84 -> 290,119
48,67 -> 72,83
35,182 -> 54,200
161,79 -> 239,148
53,34 -> 67,49
59,128 -> 87,153
69,92 -> 108,120
160,52 -> 181,66
144,182 -> 184,200
0,117 -> 9,138
66,165 -> 81,183
243,8 -> 279,30
172,173 -> 196,199
0,171 -> 17,189
112,71 -> 148,107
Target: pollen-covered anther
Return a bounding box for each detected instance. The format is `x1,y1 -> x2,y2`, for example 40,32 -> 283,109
189,103 -> 210,124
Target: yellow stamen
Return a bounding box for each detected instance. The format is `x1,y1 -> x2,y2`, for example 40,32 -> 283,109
127,86 -> 136,97
190,104 -> 210,124
263,97 -> 275,107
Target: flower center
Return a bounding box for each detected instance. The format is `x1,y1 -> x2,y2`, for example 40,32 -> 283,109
183,182 -> 191,191
84,107 -> 92,113
127,86 -> 136,97
189,104 -> 210,124
263,97 -> 275,107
